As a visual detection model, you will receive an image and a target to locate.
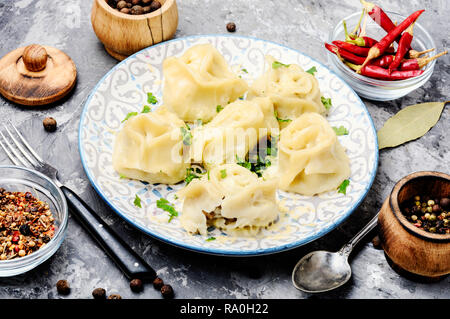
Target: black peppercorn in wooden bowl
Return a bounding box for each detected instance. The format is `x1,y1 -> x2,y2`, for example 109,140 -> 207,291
378,171 -> 450,278
91,0 -> 178,61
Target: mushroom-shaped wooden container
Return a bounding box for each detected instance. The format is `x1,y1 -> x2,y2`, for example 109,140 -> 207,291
378,171 -> 450,278
91,0 -> 178,61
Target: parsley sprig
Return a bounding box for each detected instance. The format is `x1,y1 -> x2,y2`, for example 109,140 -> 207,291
332,126 -> 349,136
156,198 -> 179,222
321,96 -> 332,111
338,179 -> 350,195
272,61 -> 290,69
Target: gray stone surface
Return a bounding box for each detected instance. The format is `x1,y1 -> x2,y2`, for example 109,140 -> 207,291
0,0 -> 448,299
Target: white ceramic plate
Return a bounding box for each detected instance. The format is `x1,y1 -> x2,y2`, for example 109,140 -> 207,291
79,35 -> 378,256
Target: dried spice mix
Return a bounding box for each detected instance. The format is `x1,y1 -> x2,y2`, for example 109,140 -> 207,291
0,188 -> 56,260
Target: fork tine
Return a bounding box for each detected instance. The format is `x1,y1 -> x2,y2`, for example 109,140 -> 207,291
3,125 -> 39,167
0,131 -> 29,167
7,120 -> 44,164
0,139 -> 21,166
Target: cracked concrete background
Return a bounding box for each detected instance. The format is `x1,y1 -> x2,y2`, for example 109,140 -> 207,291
0,0 -> 448,299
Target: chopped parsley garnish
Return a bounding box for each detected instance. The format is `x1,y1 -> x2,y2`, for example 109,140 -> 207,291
241,68 -> 248,73
119,174 -> 127,179
272,61 -> 290,69
216,105 -> 224,113
274,111 -> 292,123
122,112 -> 138,122
156,198 -> 179,222
133,194 -> 142,208
141,105 -> 151,113
306,66 -> 317,75
332,126 -> 349,136
338,179 -> 350,195
180,126 -> 193,146
236,136 -> 277,177
206,237 -> 216,241
147,92 -> 158,105
321,96 -> 332,110
185,167 -> 203,185
220,169 -> 227,179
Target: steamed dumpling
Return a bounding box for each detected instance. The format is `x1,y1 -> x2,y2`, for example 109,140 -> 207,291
112,107 -> 190,184
190,97 -> 279,166
276,112 -> 350,195
248,55 -> 326,127
163,44 -> 248,123
177,164 -> 279,235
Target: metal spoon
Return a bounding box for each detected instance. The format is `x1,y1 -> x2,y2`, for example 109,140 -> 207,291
292,214 -> 379,293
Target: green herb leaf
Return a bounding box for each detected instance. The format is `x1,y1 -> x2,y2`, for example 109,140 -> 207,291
156,198 -> 179,222
180,127 -> 193,146
220,169 -> 227,179
306,66 -> 317,75
122,112 -> 138,122
241,68 -> 248,73
185,168 -> 201,185
216,105 -> 223,113
147,92 -> 158,105
272,61 -> 290,69
274,111 -> 292,123
332,126 -> 349,136
321,96 -> 332,110
119,174 -> 127,179
141,105 -> 151,113
377,102 -> 447,150
134,194 -> 142,208
206,237 -> 216,241
338,179 -> 350,195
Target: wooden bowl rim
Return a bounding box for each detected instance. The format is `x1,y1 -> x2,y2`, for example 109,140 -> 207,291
96,0 -> 176,20
389,171 -> 450,242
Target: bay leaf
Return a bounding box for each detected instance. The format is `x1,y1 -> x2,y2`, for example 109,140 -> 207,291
377,101 -> 448,150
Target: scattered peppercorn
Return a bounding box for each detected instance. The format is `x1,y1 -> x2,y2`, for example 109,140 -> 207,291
226,22 -> 236,32
43,117 -> 57,132
56,280 -> 71,295
130,278 -> 143,292
108,0 -> 161,15
161,284 -> 174,299
107,294 -> 122,299
92,288 -> 107,299
153,277 -> 164,290
401,194 -> 449,234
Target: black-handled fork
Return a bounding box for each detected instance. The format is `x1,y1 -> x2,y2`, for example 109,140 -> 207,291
0,122 -> 156,281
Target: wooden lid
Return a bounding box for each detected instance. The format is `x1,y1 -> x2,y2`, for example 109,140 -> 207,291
0,44 -> 77,106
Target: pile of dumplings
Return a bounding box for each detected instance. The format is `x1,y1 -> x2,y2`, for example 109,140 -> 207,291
113,44 -> 350,236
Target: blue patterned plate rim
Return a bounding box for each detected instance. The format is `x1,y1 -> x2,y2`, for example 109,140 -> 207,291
78,34 -> 379,256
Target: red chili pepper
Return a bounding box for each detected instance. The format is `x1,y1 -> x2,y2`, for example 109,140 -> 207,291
325,43 -> 366,64
408,48 -> 435,59
332,41 -> 370,56
361,65 -> 424,80
360,9 -> 425,70
400,50 -> 448,70
360,0 -> 398,40
389,23 -> 415,73
370,55 -> 394,68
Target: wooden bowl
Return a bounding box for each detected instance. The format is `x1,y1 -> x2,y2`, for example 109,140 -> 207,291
91,0 -> 178,61
378,171 -> 450,278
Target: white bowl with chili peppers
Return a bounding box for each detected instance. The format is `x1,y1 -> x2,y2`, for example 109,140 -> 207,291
0,166 -> 68,276
326,1 -> 447,101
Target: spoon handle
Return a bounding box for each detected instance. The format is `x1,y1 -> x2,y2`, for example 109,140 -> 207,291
339,213 -> 379,256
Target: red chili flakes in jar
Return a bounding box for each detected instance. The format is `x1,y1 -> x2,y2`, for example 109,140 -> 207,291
0,188 -> 56,260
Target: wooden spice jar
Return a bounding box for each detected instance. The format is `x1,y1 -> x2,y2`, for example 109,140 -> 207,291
91,0 -> 178,61
378,171 -> 450,278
